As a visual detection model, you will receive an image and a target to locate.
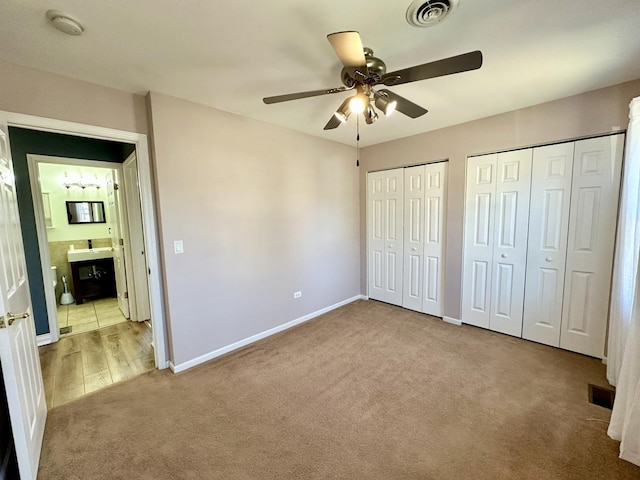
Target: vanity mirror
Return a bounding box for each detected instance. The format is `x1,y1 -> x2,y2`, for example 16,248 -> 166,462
66,201 -> 106,224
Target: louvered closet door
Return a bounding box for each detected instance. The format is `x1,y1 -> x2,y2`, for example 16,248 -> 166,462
368,169 -> 404,306
422,162 -> 447,317
522,143 -> 575,346
488,149 -> 532,336
462,154 -> 497,329
560,135 -> 624,357
402,165 -> 426,312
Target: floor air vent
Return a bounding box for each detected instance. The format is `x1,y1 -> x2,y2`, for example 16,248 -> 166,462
59,326 -> 71,335
588,384 -> 615,410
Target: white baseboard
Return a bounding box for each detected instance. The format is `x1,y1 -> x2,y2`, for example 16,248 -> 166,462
36,333 -> 53,346
602,356 -> 608,365
443,316 -> 462,326
170,295 -> 364,373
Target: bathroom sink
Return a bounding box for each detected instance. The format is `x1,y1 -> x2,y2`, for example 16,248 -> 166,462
67,247 -> 114,263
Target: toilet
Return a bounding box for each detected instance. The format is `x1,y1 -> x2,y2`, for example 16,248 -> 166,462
50,265 -> 58,291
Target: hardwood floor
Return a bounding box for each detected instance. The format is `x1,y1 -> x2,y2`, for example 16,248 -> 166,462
39,321 -> 154,409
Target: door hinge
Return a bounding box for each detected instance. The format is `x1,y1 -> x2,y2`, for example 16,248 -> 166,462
124,292 -> 128,299
114,183 -> 120,191
0,316 -> 5,329
119,238 -> 124,246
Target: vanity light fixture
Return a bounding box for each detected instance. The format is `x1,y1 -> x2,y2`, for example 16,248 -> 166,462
62,173 -> 102,190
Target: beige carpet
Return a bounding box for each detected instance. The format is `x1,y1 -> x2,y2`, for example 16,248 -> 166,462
38,300 -> 640,479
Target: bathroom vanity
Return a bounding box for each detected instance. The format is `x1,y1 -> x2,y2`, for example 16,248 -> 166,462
68,247 -> 116,304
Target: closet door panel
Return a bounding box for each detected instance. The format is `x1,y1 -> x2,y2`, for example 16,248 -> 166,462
423,162 -> 447,317
368,169 -> 404,306
402,166 -> 426,312
489,149 -> 532,337
385,172 -> 404,306
368,172 -> 387,301
462,154 -> 497,328
560,135 -> 624,357
522,143 -> 574,347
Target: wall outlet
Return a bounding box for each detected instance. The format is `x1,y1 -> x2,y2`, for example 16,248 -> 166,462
293,291 -> 302,299
174,240 -> 184,254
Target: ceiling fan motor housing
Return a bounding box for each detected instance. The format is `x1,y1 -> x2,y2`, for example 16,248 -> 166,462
341,49 -> 387,87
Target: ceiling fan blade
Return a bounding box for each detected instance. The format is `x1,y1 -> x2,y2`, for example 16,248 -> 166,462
323,114 -> 343,130
382,50 -> 483,86
378,89 -> 428,118
327,31 -> 369,76
263,86 -> 351,104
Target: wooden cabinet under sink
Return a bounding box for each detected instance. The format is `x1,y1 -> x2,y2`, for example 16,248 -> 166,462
69,257 -> 116,305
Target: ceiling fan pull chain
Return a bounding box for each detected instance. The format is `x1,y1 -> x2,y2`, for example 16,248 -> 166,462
356,116 -> 360,167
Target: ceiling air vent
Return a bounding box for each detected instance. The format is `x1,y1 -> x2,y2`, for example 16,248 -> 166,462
406,0 -> 460,27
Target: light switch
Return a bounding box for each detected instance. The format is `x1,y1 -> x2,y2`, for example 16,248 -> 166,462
174,240 -> 184,254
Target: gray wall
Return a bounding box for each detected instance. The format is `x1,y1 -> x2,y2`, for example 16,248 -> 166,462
0,59 -> 148,134
148,92 -> 360,366
360,79 -> 640,320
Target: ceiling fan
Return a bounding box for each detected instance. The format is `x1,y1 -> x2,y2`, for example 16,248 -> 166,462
263,31 -> 483,130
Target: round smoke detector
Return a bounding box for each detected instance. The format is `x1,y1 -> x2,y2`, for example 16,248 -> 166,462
46,10 -> 84,36
406,0 -> 460,27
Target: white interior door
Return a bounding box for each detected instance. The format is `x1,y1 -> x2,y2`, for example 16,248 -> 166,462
402,165 -> 425,312
422,162 -> 447,317
368,169 -> 404,306
462,154 -> 497,328
105,170 -> 129,318
560,134 -> 624,357
522,142 -> 575,346
0,126 -> 46,480
488,149 -> 532,337
123,153 -> 151,322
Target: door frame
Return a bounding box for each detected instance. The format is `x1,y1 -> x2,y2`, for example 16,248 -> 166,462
27,155 -> 133,341
1,110 -> 169,369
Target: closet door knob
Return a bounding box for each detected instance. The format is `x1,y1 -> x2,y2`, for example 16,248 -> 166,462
388,244 -> 393,248
411,247 -> 417,251
501,253 -> 508,258
545,257 -> 553,262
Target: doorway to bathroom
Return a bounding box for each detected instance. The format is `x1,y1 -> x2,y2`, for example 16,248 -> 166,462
2,112 -> 168,413
28,155 -> 149,339
28,153 -> 156,407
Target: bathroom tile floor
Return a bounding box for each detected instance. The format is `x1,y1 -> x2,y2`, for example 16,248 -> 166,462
58,297 -> 127,337
39,321 -> 154,409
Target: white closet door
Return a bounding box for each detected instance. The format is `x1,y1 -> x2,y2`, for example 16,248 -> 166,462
489,149 -> 532,337
402,165 -> 426,312
462,154 -> 497,329
522,143 -> 575,346
560,135 -> 624,357
368,169 -> 404,306
423,162 -> 447,317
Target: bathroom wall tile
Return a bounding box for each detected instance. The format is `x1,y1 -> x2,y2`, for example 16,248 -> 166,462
47,238 -> 111,297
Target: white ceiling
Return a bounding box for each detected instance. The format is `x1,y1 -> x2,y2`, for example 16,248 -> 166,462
2,0 -> 640,147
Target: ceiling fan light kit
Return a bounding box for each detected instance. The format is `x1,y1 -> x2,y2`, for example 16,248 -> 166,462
348,90 -> 369,114
374,92 -> 397,116
333,98 -> 352,123
263,29 -> 482,132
